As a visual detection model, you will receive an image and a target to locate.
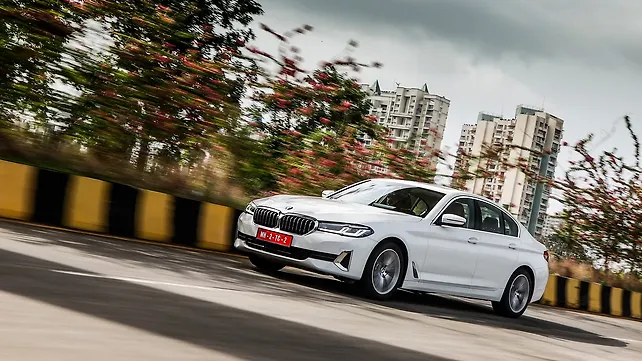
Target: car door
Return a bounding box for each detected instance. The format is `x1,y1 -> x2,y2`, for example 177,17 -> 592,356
469,199 -> 520,297
419,196 -> 480,293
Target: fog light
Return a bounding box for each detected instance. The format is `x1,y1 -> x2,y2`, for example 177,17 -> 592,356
333,251 -> 352,272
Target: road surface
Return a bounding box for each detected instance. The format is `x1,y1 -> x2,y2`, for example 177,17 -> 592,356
0,221 -> 640,361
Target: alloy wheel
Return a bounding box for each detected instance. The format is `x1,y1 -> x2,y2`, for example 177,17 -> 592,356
371,249 -> 401,295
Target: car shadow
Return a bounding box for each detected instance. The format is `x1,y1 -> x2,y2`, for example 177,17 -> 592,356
0,248 -> 456,361
268,267 -> 628,348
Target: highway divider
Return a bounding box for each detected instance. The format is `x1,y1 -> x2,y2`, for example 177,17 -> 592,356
539,274 -> 641,319
1,159 -> 640,320
0,159 -> 242,252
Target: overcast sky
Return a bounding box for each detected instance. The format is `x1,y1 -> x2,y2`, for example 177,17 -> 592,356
249,0 -> 642,213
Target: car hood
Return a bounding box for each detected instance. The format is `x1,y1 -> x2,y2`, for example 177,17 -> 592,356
254,195 -> 421,223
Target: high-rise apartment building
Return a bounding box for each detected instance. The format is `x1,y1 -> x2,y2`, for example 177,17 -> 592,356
541,212 -> 564,239
453,105 -> 564,237
359,81 -> 450,170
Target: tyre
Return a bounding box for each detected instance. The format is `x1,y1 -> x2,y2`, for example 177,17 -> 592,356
492,268 -> 533,318
360,241 -> 406,300
248,254 -> 285,273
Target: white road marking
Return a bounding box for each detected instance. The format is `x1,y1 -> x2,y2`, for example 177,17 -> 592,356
134,250 -> 161,257
49,269 -> 227,291
613,337 -> 642,343
57,240 -> 84,246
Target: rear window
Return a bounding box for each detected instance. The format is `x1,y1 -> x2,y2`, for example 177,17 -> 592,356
503,213 -> 519,237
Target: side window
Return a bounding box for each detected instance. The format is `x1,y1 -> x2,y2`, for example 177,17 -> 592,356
502,213 -> 519,237
441,198 -> 474,229
476,201 -> 504,234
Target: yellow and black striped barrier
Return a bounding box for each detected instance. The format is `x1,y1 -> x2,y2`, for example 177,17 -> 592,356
0,159 -> 241,252
539,274 -> 642,320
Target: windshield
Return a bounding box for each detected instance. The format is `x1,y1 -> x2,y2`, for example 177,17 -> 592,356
328,180 -> 396,204
328,180 -> 446,217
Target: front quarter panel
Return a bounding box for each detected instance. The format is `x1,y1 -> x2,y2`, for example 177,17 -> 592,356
365,219 -> 432,285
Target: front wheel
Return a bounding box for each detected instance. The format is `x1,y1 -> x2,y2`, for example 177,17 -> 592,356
360,242 -> 405,300
248,254 -> 285,273
492,269 -> 533,318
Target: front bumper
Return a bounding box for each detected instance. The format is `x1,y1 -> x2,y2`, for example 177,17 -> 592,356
234,211 -> 374,280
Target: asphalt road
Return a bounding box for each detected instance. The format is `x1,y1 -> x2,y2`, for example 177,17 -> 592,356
0,221 -> 640,361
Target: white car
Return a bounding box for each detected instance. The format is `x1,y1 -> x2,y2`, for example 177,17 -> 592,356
234,178 -> 549,318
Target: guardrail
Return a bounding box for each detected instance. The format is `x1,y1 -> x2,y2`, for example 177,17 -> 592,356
0,159 -> 241,252
539,274 -> 641,319
1,159 -> 640,321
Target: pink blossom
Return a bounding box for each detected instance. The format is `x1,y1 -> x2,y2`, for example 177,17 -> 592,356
298,107 -> 314,115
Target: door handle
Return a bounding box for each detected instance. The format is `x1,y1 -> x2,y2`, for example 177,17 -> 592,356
467,237 -> 478,244
509,243 -> 517,250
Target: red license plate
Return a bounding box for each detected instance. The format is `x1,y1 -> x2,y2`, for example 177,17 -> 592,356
256,228 -> 293,247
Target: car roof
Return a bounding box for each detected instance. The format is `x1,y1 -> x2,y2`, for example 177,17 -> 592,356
369,178 -> 466,196
366,178 -> 525,232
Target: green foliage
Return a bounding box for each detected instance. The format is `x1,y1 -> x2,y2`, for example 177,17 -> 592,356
0,1 -> 86,125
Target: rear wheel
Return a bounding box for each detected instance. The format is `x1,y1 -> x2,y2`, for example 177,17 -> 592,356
248,254 -> 285,273
492,269 -> 533,318
360,242 -> 406,300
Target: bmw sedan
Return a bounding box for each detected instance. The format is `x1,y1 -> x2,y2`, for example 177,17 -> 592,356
234,178 -> 550,318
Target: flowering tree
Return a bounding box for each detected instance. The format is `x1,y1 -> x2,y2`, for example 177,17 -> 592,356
0,0 -> 93,158
224,23 -> 500,197
63,1 -> 261,170
1,1 -> 262,168
222,24 -> 381,195
0,1 -> 81,120
549,116 -> 642,272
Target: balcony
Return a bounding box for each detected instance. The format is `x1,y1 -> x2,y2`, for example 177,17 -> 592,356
388,121 -> 412,129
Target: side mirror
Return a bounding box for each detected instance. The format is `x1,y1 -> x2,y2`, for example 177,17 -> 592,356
439,214 -> 467,227
321,190 -> 334,198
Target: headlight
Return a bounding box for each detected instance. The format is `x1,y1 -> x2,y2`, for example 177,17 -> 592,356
245,201 -> 257,215
317,222 -> 374,238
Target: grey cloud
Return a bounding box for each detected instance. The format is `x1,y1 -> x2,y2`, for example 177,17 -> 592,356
264,0 -> 642,68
